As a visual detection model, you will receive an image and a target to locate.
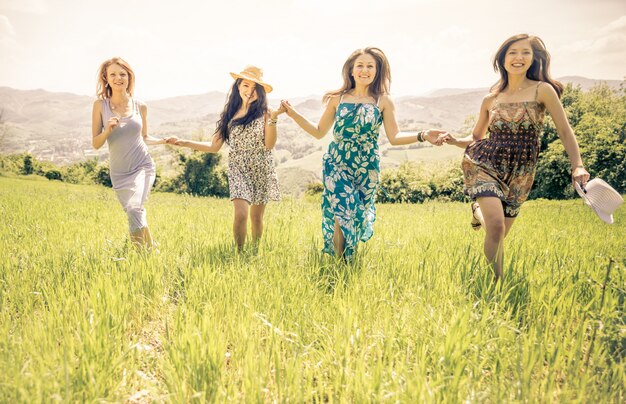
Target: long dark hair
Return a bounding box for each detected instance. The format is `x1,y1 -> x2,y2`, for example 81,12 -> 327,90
323,47 -> 391,104
492,34 -> 563,98
215,79 -> 268,142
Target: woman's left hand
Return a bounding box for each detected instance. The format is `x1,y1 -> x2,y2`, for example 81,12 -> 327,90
423,129 -> 449,146
572,166 -> 590,188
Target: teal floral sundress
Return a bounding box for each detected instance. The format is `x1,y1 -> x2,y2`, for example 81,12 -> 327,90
321,99 -> 383,259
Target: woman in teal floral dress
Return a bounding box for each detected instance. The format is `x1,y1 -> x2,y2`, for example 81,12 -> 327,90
281,47 -> 447,260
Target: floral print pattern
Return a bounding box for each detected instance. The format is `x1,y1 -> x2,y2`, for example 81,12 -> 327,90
322,102 -> 383,259
462,99 -> 545,217
228,117 -> 280,205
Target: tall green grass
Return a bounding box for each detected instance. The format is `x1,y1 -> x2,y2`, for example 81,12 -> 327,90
0,176 -> 624,402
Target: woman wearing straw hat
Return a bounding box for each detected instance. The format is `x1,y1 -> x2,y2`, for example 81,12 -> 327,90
167,66 -> 285,250
91,57 -> 168,250
439,34 -> 590,281
280,47 -> 448,261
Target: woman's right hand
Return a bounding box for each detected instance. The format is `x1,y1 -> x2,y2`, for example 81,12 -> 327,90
105,116 -> 120,132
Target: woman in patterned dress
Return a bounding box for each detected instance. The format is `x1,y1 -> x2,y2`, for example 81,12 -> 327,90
91,57 -> 168,249
281,47 -> 447,260
167,66 -> 285,250
440,34 -> 589,280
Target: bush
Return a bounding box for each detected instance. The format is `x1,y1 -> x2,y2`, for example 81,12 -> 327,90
305,181 -> 324,196
377,161 -> 465,204
172,150 -> 229,197
94,164 -> 112,187
44,170 -> 63,181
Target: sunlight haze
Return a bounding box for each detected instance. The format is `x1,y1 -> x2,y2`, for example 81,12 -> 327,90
1,0 -> 624,101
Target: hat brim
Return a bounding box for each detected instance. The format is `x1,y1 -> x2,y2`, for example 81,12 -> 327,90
575,180 -> 620,224
230,72 -> 273,93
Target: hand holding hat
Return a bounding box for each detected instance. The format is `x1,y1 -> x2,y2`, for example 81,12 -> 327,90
575,178 -> 624,224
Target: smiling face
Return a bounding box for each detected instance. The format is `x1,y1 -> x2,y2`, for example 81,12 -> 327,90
237,79 -> 258,104
351,53 -> 377,86
106,63 -> 130,93
503,39 -> 534,75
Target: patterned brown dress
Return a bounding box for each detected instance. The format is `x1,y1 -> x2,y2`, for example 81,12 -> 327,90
462,84 -> 545,217
227,116 -> 280,205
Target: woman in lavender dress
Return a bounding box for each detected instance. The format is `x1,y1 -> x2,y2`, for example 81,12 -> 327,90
91,57 -> 167,249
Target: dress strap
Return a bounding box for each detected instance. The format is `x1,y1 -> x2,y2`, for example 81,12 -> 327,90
534,82 -> 542,101
338,93 -> 344,104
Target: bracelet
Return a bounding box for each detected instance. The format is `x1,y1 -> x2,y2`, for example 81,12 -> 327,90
571,165 -> 584,172
268,118 -> 278,126
416,130 -> 425,142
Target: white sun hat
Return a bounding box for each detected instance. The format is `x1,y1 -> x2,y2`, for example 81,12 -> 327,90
574,178 -> 624,224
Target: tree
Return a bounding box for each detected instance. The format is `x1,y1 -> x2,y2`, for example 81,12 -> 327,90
21,154 -> 34,175
175,151 -> 229,197
531,82 -> 626,199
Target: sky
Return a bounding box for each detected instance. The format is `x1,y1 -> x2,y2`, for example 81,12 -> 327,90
0,0 -> 624,101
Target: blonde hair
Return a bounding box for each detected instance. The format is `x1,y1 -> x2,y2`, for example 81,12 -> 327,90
323,47 -> 391,104
96,57 -> 135,99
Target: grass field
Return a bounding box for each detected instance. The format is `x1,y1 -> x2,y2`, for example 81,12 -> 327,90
0,176 -> 624,402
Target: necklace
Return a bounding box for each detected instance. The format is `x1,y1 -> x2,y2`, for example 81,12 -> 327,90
110,98 -> 130,116
349,91 -> 371,99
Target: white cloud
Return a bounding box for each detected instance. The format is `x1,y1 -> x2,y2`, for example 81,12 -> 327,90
1,0 -> 48,14
0,15 -> 15,36
558,15 -> 626,55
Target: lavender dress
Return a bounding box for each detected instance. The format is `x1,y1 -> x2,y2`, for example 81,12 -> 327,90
101,99 -> 156,232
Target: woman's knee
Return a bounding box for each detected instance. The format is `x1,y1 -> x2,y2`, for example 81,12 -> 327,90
485,220 -> 506,240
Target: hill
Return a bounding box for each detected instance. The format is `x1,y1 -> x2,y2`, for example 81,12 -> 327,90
0,76 -> 621,194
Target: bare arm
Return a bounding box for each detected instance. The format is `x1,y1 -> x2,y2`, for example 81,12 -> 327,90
138,102 -> 166,145
91,100 -> 117,150
167,131 -> 225,153
380,95 -> 447,145
538,83 -> 589,184
264,106 -> 286,149
444,94 -> 494,148
281,97 -> 339,140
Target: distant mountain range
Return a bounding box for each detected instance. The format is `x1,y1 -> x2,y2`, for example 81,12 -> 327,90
0,76 -> 621,194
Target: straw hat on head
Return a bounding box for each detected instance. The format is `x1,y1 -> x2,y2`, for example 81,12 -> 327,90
230,65 -> 273,93
575,178 -> 624,224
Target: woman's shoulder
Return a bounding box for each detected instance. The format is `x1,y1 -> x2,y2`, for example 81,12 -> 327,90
325,94 -> 342,107
377,93 -> 393,107
483,92 -> 498,102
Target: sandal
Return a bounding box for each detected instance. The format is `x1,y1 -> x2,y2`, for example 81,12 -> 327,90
471,202 -> 482,231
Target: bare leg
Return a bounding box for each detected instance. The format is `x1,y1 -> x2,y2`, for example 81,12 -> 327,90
143,227 -> 156,249
333,218 -> 345,258
130,229 -> 144,247
232,199 -> 250,251
250,204 -> 266,244
477,197 -> 507,281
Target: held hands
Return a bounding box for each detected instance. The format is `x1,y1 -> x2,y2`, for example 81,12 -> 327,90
423,129 -> 451,146
280,100 -> 296,118
164,136 -> 187,147
435,133 -> 459,146
270,103 -> 287,120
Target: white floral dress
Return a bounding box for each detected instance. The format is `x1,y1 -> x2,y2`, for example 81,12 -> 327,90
228,117 -> 280,204
322,101 -> 382,259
